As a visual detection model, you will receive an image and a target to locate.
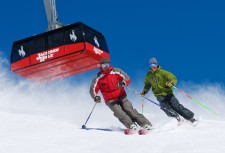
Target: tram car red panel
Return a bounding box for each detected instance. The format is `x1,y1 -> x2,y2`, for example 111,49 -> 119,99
10,22 -> 110,83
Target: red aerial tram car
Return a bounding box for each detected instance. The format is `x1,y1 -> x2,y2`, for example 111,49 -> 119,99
10,0 -> 110,83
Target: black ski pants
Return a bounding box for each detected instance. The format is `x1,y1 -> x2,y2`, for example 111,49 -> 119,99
157,94 -> 194,120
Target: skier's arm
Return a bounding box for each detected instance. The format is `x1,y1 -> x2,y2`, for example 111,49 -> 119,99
90,73 -> 101,99
114,68 -> 130,87
162,70 -> 177,86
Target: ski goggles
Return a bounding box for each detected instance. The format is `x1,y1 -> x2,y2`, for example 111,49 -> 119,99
150,63 -> 157,67
101,63 -> 110,68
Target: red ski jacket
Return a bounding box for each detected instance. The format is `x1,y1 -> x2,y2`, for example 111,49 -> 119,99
90,66 -> 130,103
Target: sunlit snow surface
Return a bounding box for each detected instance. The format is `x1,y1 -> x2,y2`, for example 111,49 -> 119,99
0,61 -> 224,153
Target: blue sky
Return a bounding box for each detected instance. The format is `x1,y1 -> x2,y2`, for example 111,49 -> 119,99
0,0 -> 225,85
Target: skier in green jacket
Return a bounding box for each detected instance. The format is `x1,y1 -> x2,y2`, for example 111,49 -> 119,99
140,57 -> 197,124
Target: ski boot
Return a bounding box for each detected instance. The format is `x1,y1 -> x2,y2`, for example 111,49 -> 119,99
124,124 -> 138,135
189,118 -> 198,126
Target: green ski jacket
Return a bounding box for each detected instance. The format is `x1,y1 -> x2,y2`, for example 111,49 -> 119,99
143,66 -> 177,97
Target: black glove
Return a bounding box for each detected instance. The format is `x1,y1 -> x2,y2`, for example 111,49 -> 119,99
94,95 -> 101,103
117,81 -> 126,88
140,90 -> 147,96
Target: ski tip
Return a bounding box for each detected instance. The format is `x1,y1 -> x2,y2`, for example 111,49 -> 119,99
124,129 -> 137,135
124,129 -> 130,135
191,120 -> 199,126
177,119 -> 185,126
138,129 -> 150,135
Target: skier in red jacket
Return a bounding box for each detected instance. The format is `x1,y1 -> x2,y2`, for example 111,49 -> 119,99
90,58 -> 152,131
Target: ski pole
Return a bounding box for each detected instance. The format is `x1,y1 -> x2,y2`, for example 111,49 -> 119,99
142,98 -> 144,115
82,102 -> 97,129
172,86 -> 217,115
127,87 -> 177,116
127,87 -> 160,107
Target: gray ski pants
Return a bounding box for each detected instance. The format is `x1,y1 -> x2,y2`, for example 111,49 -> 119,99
157,94 -> 194,120
106,96 -> 152,128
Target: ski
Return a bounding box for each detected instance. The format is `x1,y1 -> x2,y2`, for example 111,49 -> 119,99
124,129 -> 138,135
82,127 -> 113,131
191,119 -> 199,126
124,128 -> 151,135
177,119 -> 185,126
138,129 -> 150,135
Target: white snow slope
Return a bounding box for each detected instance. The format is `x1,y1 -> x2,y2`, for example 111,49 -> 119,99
0,63 -> 225,153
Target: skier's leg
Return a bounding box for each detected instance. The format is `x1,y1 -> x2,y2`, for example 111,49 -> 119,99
106,101 -> 134,128
169,94 -> 194,120
157,95 -> 179,119
119,96 -> 152,127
